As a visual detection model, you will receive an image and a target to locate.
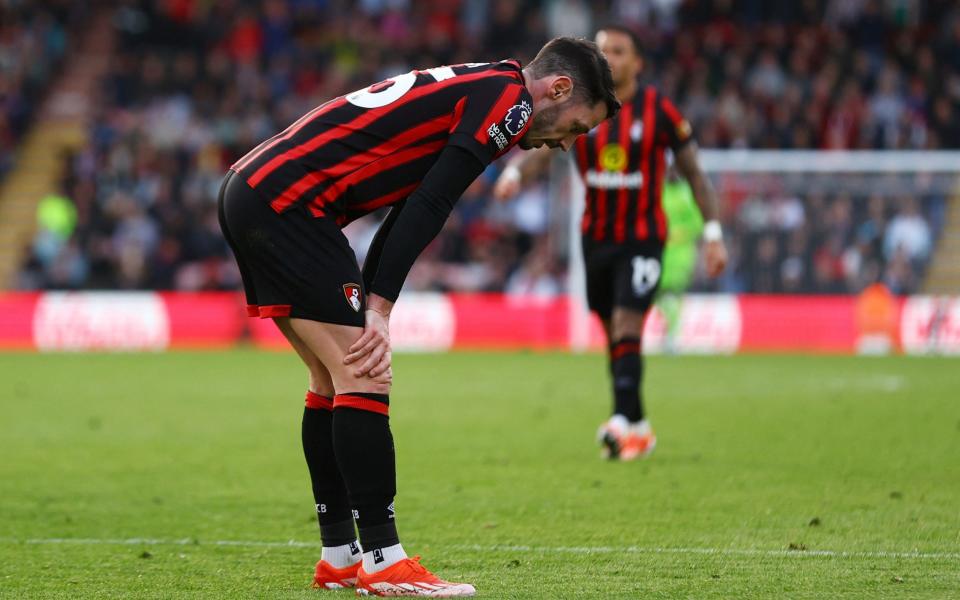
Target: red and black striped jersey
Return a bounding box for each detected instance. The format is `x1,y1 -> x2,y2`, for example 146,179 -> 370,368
574,83 -> 692,245
231,61 -> 532,225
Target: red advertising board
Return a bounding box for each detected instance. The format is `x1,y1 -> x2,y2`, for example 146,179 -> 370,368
450,294 -> 571,350
0,291 -> 950,354
0,292 -> 38,349
162,292 -> 248,349
738,295 -> 858,353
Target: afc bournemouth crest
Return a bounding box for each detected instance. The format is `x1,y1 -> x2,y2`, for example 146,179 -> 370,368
342,283 -> 362,312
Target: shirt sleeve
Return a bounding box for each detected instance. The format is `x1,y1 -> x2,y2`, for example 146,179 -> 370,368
447,78 -> 533,166
656,94 -> 694,151
366,145 -> 487,302
361,200 -> 405,291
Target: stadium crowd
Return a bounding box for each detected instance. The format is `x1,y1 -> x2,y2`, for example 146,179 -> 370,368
13,0 -> 957,295
0,1 -> 76,179
718,176 -> 943,295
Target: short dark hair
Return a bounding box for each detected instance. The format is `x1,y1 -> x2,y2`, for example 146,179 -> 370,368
596,24 -> 642,57
527,37 -> 620,120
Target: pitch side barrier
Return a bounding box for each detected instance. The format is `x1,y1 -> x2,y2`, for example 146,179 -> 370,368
0,291 -> 955,355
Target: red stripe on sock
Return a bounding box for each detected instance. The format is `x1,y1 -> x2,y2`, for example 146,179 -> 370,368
611,342 -> 641,360
333,394 -> 389,416
305,391 -> 333,410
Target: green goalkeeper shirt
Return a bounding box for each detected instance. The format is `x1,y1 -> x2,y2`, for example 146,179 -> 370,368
660,178 -> 703,292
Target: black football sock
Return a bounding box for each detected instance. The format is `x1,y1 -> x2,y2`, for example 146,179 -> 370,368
331,393 -> 400,552
302,391 -> 356,547
610,337 -> 644,422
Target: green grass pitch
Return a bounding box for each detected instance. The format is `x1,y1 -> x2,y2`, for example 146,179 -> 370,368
1,350 -> 958,598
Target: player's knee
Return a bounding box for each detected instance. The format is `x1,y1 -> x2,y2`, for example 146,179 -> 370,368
611,309 -> 646,340
308,369 -> 335,397
368,380 -> 391,395
332,372 -> 391,396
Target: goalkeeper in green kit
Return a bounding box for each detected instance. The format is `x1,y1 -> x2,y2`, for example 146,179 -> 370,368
657,163 -> 703,353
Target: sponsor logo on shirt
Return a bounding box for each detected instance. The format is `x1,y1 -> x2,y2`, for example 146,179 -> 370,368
487,122 -> 509,150
585,169 -> 644,189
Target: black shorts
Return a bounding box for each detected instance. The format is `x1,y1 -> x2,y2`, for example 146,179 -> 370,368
217,170 -> 366,327
582,239 -> 664,321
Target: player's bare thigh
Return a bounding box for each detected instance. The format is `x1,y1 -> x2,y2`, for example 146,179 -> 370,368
610,306 -> 648,341
273,317 -> 335,397
287,318 -> 391,395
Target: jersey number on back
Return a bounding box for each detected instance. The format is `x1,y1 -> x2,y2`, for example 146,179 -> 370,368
345,65 -> 488,109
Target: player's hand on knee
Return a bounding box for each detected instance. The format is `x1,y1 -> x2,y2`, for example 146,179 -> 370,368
354,341 -> 391,379
344,308 -> 391,376
366,345 -> 392,379
369,364 -> 392,384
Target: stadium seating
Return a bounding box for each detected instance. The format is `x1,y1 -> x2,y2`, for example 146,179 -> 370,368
0,3 -> 73,179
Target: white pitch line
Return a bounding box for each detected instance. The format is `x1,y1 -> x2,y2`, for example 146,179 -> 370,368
1,537 -> 317,549
449,543 -> 960,561
1,537 -> 957,561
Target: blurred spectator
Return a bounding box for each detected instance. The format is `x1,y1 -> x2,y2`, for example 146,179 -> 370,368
883,246 -> 917,294
505,237 -> 563,299
884,196 -> 932,264
0,2 -> 75,178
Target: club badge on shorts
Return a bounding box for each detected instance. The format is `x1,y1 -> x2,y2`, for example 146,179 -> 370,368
342,283 -> 362,312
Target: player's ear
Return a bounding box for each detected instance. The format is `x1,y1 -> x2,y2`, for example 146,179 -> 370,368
550,76 -> 574,103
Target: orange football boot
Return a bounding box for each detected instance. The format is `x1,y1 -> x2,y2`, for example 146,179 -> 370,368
312,558 -> 361,590
355,555 -> 475,597
598,416 -> 656,460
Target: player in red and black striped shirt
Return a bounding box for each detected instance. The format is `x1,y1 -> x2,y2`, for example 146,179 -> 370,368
233,61 -> 535,223
495,27 -> 728,462
218,37 -> 618,596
